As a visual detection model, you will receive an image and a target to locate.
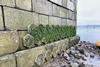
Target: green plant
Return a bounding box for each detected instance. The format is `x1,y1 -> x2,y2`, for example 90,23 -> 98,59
27,24 -> 76,47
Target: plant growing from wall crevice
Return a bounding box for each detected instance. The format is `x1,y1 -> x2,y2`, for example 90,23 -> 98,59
23,24 -> 76,48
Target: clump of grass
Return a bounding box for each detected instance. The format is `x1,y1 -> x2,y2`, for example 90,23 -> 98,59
27,24 -> 76,47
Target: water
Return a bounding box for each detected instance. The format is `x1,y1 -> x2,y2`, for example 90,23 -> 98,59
77,26 -> 100,43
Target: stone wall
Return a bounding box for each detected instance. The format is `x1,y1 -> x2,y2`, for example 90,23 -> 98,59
0,0 -> 77,31
0,0 -> 78,67
0,36 -> 80,67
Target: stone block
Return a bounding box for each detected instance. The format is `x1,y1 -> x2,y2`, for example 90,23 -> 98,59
4,7 -> 39,30
50,0 -> 62,5
18,31 -> 28,50
62,0 -> 67,7
61,19 -> 67,26
69,36 -> 80,46
72,12 -> 76,20
39,15 -> 49,25
0,54 -> 16,67
60,8 -> 67,18
16,0 -> 32,11
52,4 -> 60,17
49,16 -> 61,26
0,7 -> 4,30
54,41 -> 62,56
0,0 -> 15,7
0,31 -> 19,56
67,19 -> 76,26
65,39 -> 70,49
68,11 -> 74,20
61,39 -> 69,52
15,46 -> 46,67
67,0 -> 74,10
34,0 -> 52,15
45,43 -> 55,60
33,13 -> 40,25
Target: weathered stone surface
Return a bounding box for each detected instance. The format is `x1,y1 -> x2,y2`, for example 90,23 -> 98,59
23,34 -> 35,48
60,8 -> 67,18
67,19 -> 76,26
15,46 -> 46,67
0,54 -> 16,67
67,10 -> 73,19
61,19 -> 67,26
0,7 -> 4,30
61,39 -> 69,52
62,0 -> 67,7
50,0 -> 62,5
18,31 -> 28,50
33,11 -> 40,26
52,4 -> 60,17
45,43 -> 55,60
4,7 -> 39,30
0,31 -> 19,56
72,12 -> 76,20
49,16 -> 61,26
39,15 -> 49,25
69,36 -> 80,46
54,41 -> 62,56
35,0 -> 52,15
0,0 -> 15,7
67,0 -> 74,10
65,39 -> 70,49
16,0 -> 32,10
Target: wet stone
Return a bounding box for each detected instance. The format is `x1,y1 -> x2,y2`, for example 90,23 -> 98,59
90,53 -> 94,58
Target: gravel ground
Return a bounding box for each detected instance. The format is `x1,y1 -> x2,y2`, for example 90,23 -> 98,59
43,41 -> 100,67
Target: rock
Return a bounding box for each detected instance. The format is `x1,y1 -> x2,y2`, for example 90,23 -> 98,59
61,65 -> 66,67
79,48 -> 85,55
81,57 -> 87,61
71,63 -> 79,67
0,54 -> 16,67
70,47 -> 75,50
70,50 -> 76,55
79,63 -> 85,67
74,46 -> 79,50
23,34 -> 35,48
90,53 -> 94,58
74,54 -> 82,59
63,53 -> 70,60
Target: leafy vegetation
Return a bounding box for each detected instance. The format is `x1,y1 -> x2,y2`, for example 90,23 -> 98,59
28,24 -> 76,46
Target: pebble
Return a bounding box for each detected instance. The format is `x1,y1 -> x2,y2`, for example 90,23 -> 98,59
79,48 -> 85,55
90,53 -> 94,58
71,63 -> 79,67
79,63 -> 85,67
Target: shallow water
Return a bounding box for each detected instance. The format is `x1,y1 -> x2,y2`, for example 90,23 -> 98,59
77,26 -> 100,43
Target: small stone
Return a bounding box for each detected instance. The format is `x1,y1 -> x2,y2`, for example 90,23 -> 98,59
79,63 -> 85,67
61,65 -> 66,67
74,54 -> 82,59
79,48 -> 84,55
70,47 -> 75,50
71,63 -> 79,67
63,53 -> 70,60
81,57 -> 87,61
70,50 -> 76,55
90,53 -> 94,58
